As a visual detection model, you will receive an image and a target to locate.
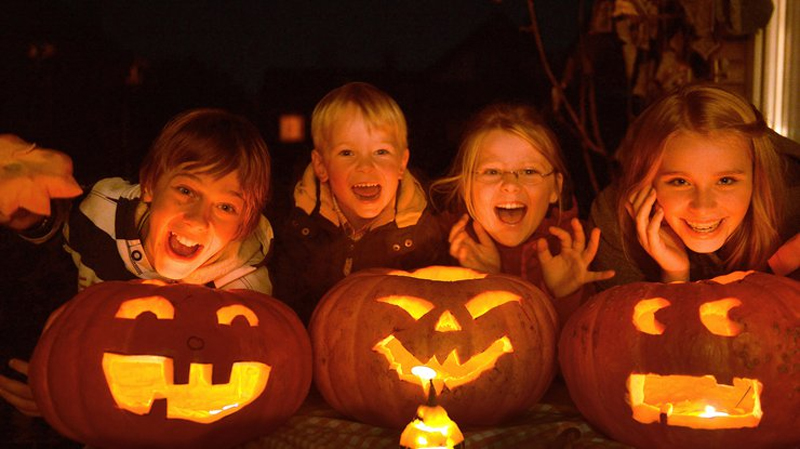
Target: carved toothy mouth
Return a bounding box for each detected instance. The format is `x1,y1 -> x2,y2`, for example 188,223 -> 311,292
102,353 -> 270,423
373,335 -> 513,394
627,373 -> 763,429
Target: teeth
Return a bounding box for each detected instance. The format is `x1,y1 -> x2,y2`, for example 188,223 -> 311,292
496,202 -> 524,210
686,220 -> 721,233
354,182 -> 379,188
172,233 -> 199,247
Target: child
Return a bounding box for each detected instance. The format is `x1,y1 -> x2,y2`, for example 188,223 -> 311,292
431,103 -> 614,325
269,82 -> 448,324
0,108 -> 274,415
589,83 -> 798,289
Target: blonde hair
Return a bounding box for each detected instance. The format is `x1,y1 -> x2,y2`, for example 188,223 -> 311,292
311,82 -> 408,152
616,83 -> 785,271
431,103 -> 569,220
139,108 -> 271,239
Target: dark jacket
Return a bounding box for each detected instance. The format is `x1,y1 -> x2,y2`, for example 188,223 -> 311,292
269,165 -> 449,324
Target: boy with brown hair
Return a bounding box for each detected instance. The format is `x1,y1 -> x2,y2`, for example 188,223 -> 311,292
0,108 -> 274,415
270,82 -> 447,323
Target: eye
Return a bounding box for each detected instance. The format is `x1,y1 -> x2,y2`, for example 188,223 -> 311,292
718,176 -> 737,186
632,297 -> 670,335
482,168 -> 501,176
338,149 -> 353,157
176,185 -> 194,196
218,203 -> 238,215
666,178 -> 689,187
521,168 -> 540,176
699,298 -> 742,336
375,148 -> 390,156
465,291 -> 521,319
115,296 -> 175,320
377,295 -> 435,320
217,305 -> 259,326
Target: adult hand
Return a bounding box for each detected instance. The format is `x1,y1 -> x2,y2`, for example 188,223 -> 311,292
0,359 -> 40,417
538,217 -> 615,298
627,186 -> 689,282
0,134 -> 82,230
769,232 -> 800,276
448,214 -> 500,274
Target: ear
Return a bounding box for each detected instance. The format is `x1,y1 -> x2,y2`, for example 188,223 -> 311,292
142,186 -> 153,203
549,173 -> 564,204
311,149 -> 329,182
399,148 -> 410,179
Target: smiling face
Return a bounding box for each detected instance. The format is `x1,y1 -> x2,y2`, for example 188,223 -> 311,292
654,131 -> 753,254
311,106 -> 409,229
142,168 -> 246,280
469,130 -> 562,247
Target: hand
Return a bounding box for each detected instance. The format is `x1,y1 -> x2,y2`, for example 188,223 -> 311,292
448,214 -> 500,273
0,359 -> 40,417
0,134 -> 82,230
769,233 -> 800,276
537,218 -> 615,298
626,186 -> 689,282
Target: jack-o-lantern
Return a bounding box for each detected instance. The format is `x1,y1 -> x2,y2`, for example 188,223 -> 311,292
310,266 -> 558,429
29,280 -> 312,449
559,271 -> 800,449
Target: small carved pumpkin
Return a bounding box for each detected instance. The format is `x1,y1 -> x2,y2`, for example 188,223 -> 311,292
29,280 -> 312,449
310,266 -> 558,429
559,271 -> 800,449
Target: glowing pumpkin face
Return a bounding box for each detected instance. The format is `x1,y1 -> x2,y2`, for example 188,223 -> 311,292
310,266 -> 558,429
559,271 -> 800,449
29,280 -> 312,449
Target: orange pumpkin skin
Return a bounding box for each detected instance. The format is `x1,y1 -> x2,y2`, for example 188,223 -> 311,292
310,266 -> 559,429
29,280 -> 312,449
559,271 -> 800,449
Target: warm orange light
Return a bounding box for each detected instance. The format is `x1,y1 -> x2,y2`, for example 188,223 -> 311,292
464,291 -> 521,319
434,311 -> 462,332
699,298 -> 742,336
102,353 -> 270,423
399,403 -> 464,449
627,373 -> 763,429
373,335 -> 513,395
216,304 -> 259,326
632,298 -> 670,335
378,296 -> 436,320
389,266 -> 487,281
115,297 -> 175,320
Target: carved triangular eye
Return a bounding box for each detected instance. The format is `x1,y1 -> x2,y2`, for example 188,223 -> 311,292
217,305 -> 259,326
464,291 -> 521,319
115,296 -> 175,320
377,295 -> 435,320
632,298 -> 670,335
699,298 -> 742,336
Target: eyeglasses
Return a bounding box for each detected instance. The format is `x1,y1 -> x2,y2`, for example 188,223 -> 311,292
472,168 -> 555,185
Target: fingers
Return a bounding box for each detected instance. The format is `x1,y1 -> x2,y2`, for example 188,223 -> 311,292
536,237 -> 553,263
9,358 -> 29,376
472,220 -> 494,246
447,214 -> 469,244
0,360 -> 39,417
570,218 -> 586,250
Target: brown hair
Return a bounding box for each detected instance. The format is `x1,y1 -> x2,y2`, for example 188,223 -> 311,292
615,83 -> 785,271
431,103 -> 569,221
311,82 -> 408,153
139,108 -> 271,238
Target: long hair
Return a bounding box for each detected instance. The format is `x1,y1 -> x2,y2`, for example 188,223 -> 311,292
431,103 -> 570,222
615,84 -> 785,271
139,108 -> 271,239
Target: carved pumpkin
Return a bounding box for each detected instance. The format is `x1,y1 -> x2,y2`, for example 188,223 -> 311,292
310,266 -> 558,429
29,280 -> 312,449
559,271 -> 800,449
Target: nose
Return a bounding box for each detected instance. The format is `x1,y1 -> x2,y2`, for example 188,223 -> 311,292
184,200 -> 211,229
691,187 -> 717,210
434,310 -> 462,332
500,171 -> 522,190
355,154 -> 375,172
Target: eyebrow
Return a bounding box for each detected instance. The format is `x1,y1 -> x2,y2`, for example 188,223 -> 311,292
657,169 -> 749,177
174,172 -> 245,200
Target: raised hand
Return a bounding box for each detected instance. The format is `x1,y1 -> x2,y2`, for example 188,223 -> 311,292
626,186 -> 689,282
537,217 -> 615,298
448,214 -> 501,274
0,134 -> 82,231
0,358 -> 40,417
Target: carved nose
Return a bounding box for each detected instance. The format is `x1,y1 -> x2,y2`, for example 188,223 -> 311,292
434,310 -> 462,332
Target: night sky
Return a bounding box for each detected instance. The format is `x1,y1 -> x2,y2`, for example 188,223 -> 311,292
3,0 -> 583,94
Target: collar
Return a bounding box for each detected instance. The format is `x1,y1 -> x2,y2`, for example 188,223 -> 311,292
293,163 -> 427,229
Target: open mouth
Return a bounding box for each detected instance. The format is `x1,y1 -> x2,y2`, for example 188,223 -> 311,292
352,183 -> 381,201
373,335 -> 513,395
627,373 -> 762,429
684,219 -> 722,234
102,353 -> 270,423
495,203 -> 526,225
168,232 -> 203,258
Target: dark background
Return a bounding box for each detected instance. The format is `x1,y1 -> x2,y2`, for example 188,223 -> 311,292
0,1 -> 629,446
